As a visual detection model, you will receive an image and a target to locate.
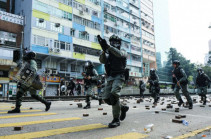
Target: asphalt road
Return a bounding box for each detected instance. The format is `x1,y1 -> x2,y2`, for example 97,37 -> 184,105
0,95 -> 211,139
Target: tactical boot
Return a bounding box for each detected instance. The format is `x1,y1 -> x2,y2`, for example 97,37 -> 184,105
99,99 -> 102,105
8,107 -> 20,114
83,103 -> 91,109
189,103 -> 193,109
120,105 -> 129,121
178,99 -> 184,107
45,102 -> 51,111
108,118 -> 120,128
203,96 -> 207,105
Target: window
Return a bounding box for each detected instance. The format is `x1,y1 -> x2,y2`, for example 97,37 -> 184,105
62,11 -> 72,20
37,36 -> 45,46
71,64 -> 80,72
50,23 -> 63,33
79,31 -> 89,41
66,43 -> 71,50
60,41 -> 65,50
94,36 -> 98,43
36,60 -> 42,69
70,29 -> 75,36
36,18 -> 46,28
54,40 -> 60,49
60,63 -> 68,72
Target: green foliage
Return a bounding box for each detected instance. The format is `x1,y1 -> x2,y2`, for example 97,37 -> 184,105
202,66 -> 211,78
159,48 -> 196,83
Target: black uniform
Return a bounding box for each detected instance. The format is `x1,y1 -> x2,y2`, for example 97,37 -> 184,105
148,69 -> 160,105
196,68 -> 211,105
172,60 -> 193,109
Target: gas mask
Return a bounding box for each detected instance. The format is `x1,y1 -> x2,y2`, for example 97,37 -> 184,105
110,41 -> 121,49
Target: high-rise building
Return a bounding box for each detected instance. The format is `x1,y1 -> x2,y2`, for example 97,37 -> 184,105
0,0 -> 24,98
141,0 -> 156,77
14,0 -> 156,95
156,52 -> 162,69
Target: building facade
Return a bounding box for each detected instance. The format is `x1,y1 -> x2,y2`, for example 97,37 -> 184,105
14,0 -> 156,95
0,0 -> 24,98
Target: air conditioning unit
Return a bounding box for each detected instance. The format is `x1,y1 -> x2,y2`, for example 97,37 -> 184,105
104,19 -> 107,22
134,21 -> 137,25
71,28 -> 75,31
106,29 -> 109,34
79,10 -> 84,15
95,1 -> 99,5
82,31 -> 87,35
114,23 -> 118,26
54,48 -> 60,53
55,23 -> 60,27
49,48 -> 53,52
39,18 -> 44,23
52,70 -> 58,75
45,69 -> 53,75
104,7 -> 107,12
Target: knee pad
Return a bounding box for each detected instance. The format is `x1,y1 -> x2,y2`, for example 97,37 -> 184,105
104,94 -> 118,106
104,99 -> 111,105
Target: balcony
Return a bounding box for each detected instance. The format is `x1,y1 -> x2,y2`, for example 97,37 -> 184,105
0,11 -> 24,25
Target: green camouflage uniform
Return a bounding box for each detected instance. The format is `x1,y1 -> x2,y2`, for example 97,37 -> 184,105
173,68 -> 192,104
16,60 -> 48,108
100,47 -> 127,119
196,73 -> 211,97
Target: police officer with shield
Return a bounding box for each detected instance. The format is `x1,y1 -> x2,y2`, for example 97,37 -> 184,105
196,67 -> 211,105
82,60 -> 99,109
8,51 -> 51,113
98,34 -> 129,128
172,60 -> 193,109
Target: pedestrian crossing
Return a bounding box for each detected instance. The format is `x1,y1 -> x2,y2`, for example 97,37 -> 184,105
0,113 -> 57,119
0,106 -> 149,139
0,110 -> 42,114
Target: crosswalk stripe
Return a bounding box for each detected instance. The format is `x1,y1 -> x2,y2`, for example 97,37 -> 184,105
0,108 -> 30,111
0,106 -> 14,108
0,123 -> 107,139
104,132 -> 148,139
172,126 -> 211,139
0,117 -> 81,128
0,110 -> 42,114
0,113 -> 57,119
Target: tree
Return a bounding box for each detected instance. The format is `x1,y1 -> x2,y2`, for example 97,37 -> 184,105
207,51 -> 211,66
202,66 -> 211,78
158,48 -> 196,82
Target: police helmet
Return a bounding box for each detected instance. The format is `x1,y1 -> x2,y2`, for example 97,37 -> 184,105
23,51 -> 36,61
172,60 -> 180,66
85,60 -> 94,69
109,35 -> 122,48
150,68 -> 156,75
197,67 -> 204,74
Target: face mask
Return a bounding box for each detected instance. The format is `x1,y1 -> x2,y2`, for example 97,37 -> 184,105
110,41 -> 120,48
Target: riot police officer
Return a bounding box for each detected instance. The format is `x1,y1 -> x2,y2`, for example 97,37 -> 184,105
196,67 -> 211,105
99,34 -> 129,128
148,69 -> 160,105
76,82 -> 82,96
172,60 -> 193,109
8,51 -> 51,113
139,80 -> 145,101
67,78 -> 75,96
82,60 -> 98,109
